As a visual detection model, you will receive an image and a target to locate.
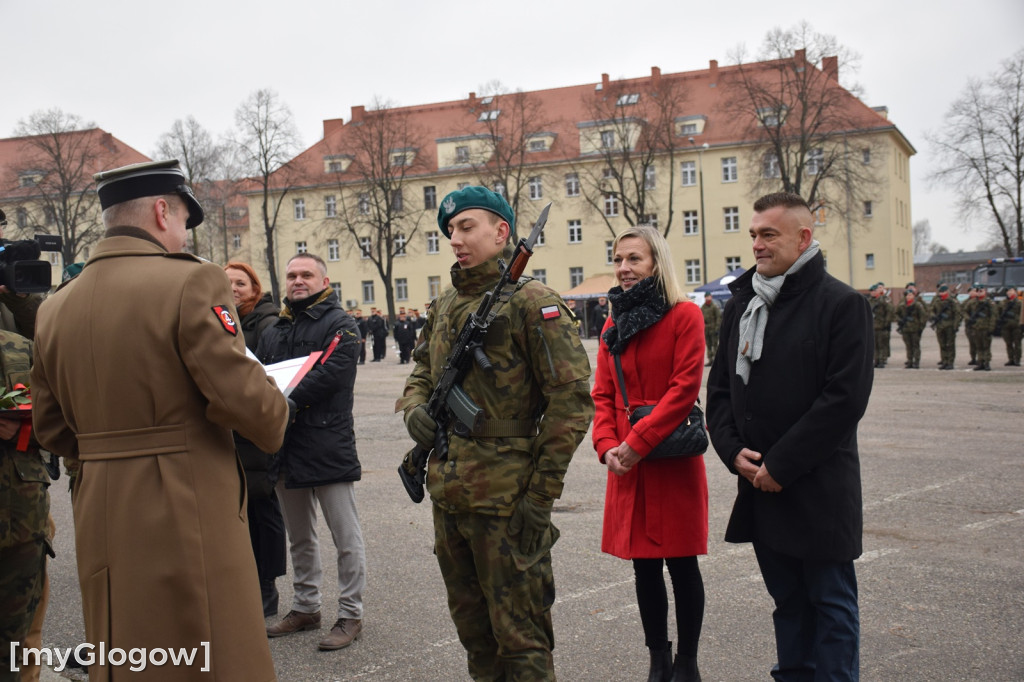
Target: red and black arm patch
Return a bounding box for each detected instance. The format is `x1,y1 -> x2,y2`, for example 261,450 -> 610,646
212,305 -> 238,336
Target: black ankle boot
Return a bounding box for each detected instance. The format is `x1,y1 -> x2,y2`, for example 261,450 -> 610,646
261,579 -> 279,618
670,654 -> 701,682
648,643 -> 673,682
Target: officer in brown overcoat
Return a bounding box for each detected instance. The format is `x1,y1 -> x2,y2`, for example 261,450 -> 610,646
31,160 -> 290,682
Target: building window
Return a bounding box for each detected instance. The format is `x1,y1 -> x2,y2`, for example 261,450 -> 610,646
359,236 -> 372,259
330,283 -> 341,298
569,267 -> 584,288
361,280 -> 375,303
863,200 -> 873,217
529,139 -> 546,151
528,176 -> 543,200
424,185 -> 437,209
396,277 -> 409,301
324,195 -> 337,218
762,153 -> 780,179
390,190 -> 403,212
724,207 -> 740,232
685,259 -> 701,284
813,206 -> 827,226
600,130 -> 615,148
806,148 -> 824,176
358,193 -> 370,215
680,161 -> 696,187
565,173 -> 580,197
391,153 -> 407,167
328,160 -> 342,172
605,241 -> 614,265
455,146 -> 470,163
721,157 -> 737,183
683,210 -> 699,235
679,122 -> 698,135
295,241 -> 307,254
478,109 -> 500,121
532,269 -> 547,285
644,165 -> 656,190
865,253 -> 875,270
534,224 -> 546,247
862,148 -> 871,164
232,233 -> 241,249
616,93 -> 640,106
16,207 -> 28,227
568,220 -> 582,244
457,182 -> 470,190
726,256 -> 742,272
426,231 -> 440,254
494,181 -> 506,199
428,276 -> 441,299
602,167 -> 617,182
395,233 -> 407,256
293,198 -> 306,220
327,239 -> 340,261
642,214 -> 658,229
604,193 -> 619,217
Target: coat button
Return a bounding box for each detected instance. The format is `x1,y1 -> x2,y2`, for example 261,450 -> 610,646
744,413 -> 752,421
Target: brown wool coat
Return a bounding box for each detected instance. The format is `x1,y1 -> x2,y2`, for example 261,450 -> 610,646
31,231 -> 289,682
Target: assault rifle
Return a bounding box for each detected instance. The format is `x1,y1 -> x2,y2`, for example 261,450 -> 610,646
398,203 -> 551,503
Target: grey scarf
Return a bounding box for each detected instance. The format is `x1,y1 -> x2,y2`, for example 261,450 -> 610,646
736,240 -> 821,384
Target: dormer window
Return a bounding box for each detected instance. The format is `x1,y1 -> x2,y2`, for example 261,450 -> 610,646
616,93 -> 640,106
478,110 -> 500,121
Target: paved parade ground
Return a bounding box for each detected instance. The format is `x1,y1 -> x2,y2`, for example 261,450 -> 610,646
37,331 -> 1023,681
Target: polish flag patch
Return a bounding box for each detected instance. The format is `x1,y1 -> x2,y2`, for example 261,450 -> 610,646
212,305 -> 238,336
541,305 -> 561,320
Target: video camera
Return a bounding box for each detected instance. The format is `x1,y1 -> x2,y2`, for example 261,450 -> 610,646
0,210 -> 64,293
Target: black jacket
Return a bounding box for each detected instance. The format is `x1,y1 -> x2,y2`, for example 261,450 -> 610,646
240,294 -> 280,352
256,289 -> 361,488
706,253 -> 873,562
393,320 -> 416,345
367,314 -> 388,339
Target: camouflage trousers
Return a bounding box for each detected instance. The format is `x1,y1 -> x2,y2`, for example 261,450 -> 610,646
966,325 -> 979,361
704,331 -> 719,364
1003,325 -> 1022,364
901,331 -> 922,367
873,330 -> 891,365
974,328 -> 993,365
935,327 -> 958,366
432,505 -> 556,682
0,452 -> 50,681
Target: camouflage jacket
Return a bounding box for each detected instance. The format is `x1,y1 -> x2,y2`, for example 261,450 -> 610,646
701,301 -> 721,333
998,297 -> 1022,330
930,295 -> 962,330
870,296 -> 895,330
968,297 -> 997,333
896,299 -> 928,334
397,256 -> 594,514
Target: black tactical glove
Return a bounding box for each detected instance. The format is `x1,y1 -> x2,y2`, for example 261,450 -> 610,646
404,404 -> 437,450
508,493 -> 553,556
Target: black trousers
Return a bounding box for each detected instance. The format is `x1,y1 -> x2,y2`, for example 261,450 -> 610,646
633,556 -> 704,656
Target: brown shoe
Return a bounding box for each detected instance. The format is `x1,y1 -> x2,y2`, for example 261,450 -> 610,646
318,618 -> 362,651
267,610 -> 321,638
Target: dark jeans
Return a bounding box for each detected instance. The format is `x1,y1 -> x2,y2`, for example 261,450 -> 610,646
753,542 -> 859,682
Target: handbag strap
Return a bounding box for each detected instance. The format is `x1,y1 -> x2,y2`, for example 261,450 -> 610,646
612,353 -> 701,419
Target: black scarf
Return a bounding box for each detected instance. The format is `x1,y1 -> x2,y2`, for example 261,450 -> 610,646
602,276 -> 672,355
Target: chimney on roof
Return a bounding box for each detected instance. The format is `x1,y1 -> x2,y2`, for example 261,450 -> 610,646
323,119 -> 344,138
351,105 -> 365,123
709,59 -> 719,85
794,48 -> 806,64
100,131 -> 116,152
651,66 -> 661,84
602,73 -> 610,91
822,55 -> 838,81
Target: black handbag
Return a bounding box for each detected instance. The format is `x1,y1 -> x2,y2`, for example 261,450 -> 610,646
613,354 -> 709,460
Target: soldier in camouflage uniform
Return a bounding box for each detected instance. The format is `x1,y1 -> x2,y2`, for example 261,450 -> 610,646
700,292 -> 721,367
397,187 -> 593,681
930,284 -> 962,369
969,288 -> 996,371
997,288 -> 1022,366
962,288 -> 980,365
0,279 -> 48,680
869,283 -> 895,368
896,290 -> 928,368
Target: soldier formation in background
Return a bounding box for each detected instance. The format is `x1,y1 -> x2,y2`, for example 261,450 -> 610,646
701,292 -> 721,367
869,283 -> 895,368
996,288 -> 1022,366
929,284 -> 963,370
896,284 -> 928,369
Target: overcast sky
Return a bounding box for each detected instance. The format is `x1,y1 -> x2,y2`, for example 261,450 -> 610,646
3,0 -> 1021,253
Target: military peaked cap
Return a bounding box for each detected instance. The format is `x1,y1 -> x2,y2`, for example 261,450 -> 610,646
95,159 -> 204,229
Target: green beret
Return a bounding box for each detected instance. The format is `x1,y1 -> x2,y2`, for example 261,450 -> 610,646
937,284 -> 949,292
61,262 -> 85,282
437,186 -> 515,239
869,284 -> 879,291
905,282 -> 915,288
94,159 -> 204,230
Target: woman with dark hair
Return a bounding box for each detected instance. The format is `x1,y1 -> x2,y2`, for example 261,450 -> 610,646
591,225 -> 708,682
224,261 -> 286,617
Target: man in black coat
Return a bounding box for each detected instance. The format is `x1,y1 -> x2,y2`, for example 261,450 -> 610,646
707,193 -> 873,682
367,308 -> 388,361
257,253 -> 367,652
352,308 -> 369,364
393,311 -> 417,364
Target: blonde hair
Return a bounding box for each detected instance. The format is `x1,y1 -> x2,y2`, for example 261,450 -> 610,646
613,224 -> 685,305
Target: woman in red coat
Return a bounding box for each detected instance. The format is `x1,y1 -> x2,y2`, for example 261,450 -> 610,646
592,225 -> 708,682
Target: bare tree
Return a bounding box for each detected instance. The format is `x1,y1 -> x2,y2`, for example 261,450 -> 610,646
928,49 -> 1024,257
230,89 -> 302,302
325,99 -> 429,322
725,22 -> 879,215
912,219 -> 933,257
466,84 -> 553,232
573,74 -> 688,237
10,109 -> 109,263
155,116 -> 232,261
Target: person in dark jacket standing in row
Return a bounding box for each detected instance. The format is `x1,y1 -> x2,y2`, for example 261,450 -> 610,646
707,192 -> 873,682
224,261 -> 288,617
352,309 -> 369,364
393,311 -> 417,364
367,308 -> 388,361
258,253 -> 367,652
